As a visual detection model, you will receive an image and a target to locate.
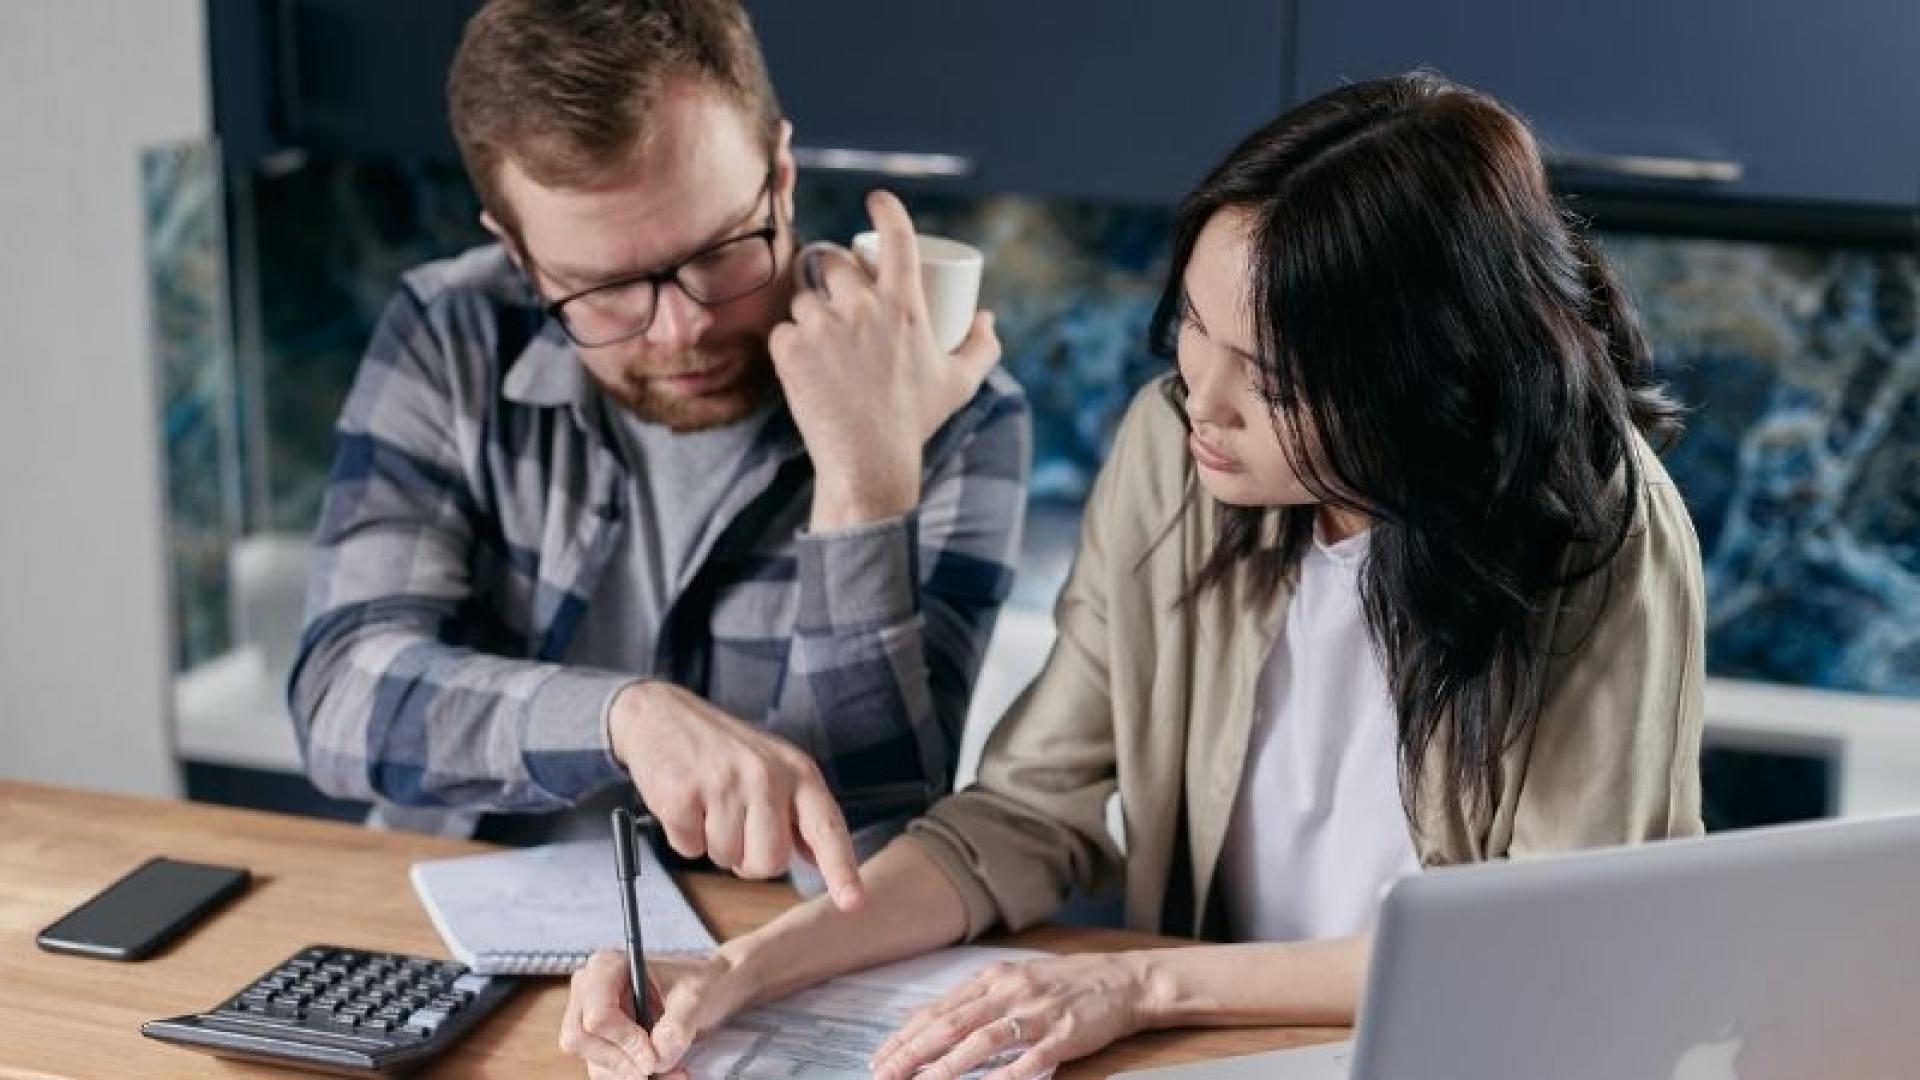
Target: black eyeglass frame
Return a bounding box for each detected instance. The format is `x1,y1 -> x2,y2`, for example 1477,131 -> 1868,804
526,162 -> 782,348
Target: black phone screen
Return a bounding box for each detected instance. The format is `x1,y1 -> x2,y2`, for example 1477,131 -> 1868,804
37,857 -> 250,961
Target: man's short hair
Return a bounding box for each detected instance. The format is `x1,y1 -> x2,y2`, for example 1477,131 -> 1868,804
448,0 -> 782,232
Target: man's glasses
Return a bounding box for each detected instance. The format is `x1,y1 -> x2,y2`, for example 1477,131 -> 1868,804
533,165 -> 781,348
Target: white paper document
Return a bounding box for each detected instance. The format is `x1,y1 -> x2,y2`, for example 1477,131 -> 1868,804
683,945 -> 1053,1079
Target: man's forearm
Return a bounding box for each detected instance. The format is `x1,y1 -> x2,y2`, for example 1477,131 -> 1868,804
783,383 -> 1027,800
782,509 -> 960,795
291,618 -> 628,809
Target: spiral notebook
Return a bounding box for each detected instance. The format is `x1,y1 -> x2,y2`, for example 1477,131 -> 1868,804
410,839 -> 717,975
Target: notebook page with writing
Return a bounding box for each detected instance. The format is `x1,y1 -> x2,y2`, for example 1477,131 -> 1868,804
410,839 -> 716,975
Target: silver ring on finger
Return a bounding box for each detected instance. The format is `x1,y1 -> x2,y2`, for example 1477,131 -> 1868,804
1003,1015 -> 1024,1044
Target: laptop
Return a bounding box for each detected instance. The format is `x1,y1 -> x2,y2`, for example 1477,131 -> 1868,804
1116,812 -> 1920,1080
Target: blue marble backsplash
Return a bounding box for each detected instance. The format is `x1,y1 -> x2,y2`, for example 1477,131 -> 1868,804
145,142 -> 237,671
1604,238 -> 1920,695
149,153 -> 1920,698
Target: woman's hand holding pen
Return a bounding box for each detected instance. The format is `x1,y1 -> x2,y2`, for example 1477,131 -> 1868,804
560,950 -> 760,1079
560,840 -> 977,1079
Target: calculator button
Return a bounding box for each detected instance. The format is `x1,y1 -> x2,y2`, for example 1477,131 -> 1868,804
308,1013 -> 360,1036
403,1008 -> 449,1036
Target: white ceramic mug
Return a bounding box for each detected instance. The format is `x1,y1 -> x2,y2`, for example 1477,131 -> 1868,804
850,231 -> 984,352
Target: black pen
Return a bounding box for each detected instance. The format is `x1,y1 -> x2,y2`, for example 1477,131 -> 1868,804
610,807 -> 654,1030
608,783 -> 936,1029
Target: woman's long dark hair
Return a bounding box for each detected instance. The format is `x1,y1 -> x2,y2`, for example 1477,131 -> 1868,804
1150,72 -> 1682,819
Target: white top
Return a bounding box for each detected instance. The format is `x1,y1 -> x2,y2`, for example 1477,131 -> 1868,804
1219,526 -> 1420,943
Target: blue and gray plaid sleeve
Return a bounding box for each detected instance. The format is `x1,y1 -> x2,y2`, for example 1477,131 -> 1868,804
288,289 -> 631,812
289,279 -> 1031,817
782,376 -> 1031,802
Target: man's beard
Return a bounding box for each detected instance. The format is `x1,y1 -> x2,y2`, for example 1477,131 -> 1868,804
588,336 -> 779,433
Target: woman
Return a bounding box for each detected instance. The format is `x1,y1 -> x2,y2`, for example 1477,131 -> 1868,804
559,72 -> 1706,1080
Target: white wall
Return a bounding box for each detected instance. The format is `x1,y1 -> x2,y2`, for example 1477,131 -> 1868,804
0,2 -> 210,796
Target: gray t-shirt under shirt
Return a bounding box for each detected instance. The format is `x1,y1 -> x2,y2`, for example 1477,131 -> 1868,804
566,396 -> 779,675
509,398 -> 774,846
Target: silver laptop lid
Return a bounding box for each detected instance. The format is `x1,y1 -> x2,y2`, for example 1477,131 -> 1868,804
1353,812 -> 1920,1080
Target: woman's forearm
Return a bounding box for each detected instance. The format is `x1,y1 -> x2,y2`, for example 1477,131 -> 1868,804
866,933 -> 1373,1080
727,836 -> 971,1005
721,841 -> 1367,1035
1132,935 -> 1371,1030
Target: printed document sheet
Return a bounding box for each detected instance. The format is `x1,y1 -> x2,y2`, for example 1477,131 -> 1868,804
684,945 -> 1052,1079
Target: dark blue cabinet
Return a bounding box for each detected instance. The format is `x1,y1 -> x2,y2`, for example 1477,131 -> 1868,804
745,1 -> 1292,205
211,1 -> 1918,215
216,0 -> 1291,206
1292,0 -> 1920,209
211,0 -> 481,168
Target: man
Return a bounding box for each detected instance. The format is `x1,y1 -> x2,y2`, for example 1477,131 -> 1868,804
287,0 -> 1030,906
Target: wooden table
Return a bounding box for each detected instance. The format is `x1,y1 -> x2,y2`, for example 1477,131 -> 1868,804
0,781 -> 1342,1077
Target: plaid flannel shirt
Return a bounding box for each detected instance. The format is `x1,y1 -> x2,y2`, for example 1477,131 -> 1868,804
288,245 -> 1030,824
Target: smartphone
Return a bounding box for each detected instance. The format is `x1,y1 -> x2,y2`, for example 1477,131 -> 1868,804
36,856 -> 250,961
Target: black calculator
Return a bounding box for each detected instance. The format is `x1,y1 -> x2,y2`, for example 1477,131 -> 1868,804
142,944 -> 519,1075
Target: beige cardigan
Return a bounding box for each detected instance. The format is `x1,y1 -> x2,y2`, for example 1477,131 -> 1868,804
905,379 -> 1706,941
